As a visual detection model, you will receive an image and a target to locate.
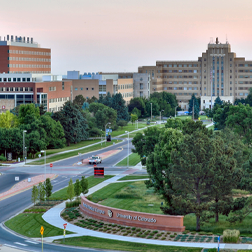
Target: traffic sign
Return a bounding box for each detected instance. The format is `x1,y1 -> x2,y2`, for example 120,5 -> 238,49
63,223 -> 67,229
50,163 -> 53,168
40,226 -> 44,235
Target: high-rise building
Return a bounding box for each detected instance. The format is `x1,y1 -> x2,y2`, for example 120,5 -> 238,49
138,38 -> 252,110
0,35 -> 51,74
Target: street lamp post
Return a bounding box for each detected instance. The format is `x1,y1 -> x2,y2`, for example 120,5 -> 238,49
23,130 -> 27,162
25,147 -> 27,163
100,129 -> 103,146
160,110 -> 164,121
41,150 -> 46,181
125,131 -> 129,168
105,122 -> 111,146
175,106 -> 178,118
150,103 -> 152,121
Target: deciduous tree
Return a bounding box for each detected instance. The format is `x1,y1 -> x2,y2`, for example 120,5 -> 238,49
67,178 -> 75,202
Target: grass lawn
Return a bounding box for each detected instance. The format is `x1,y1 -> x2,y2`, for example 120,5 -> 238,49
111,122 -> 147,137
50,175 -> 114,200
115,153 -> 141,166
5,213 -> 73,238
90,181 -> 163,214
29,140 -> 121,165
207,125 -> 214,131
118,175 -> 149,181
54,236 -> 202,252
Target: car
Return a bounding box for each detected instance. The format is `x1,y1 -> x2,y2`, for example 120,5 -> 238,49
88,156 -> 102,165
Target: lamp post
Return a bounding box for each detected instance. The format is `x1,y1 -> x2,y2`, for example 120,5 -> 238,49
100,129 -> 103,146
160,110 -> 164,121
105,122 -> 111,146
41,150 -> 46,181
23,130 -> 27,162
175,106 -> 178,118
125,131 -> 129,168
150,103 -> 152,121
25,147 -> 27,163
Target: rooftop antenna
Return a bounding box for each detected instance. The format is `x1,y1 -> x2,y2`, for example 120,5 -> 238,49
226,34 -> 229,44
210,37 -> 213,44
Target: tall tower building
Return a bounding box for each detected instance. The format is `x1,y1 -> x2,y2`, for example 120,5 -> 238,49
0,35 -> 51,74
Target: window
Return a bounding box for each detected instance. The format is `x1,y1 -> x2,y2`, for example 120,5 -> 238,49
62,82 -> 64,90
92,88 -> 94,90
75,88 -> 78,91
86,88 -> 88,90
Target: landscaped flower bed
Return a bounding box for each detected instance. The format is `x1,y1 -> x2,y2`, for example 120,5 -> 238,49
61,207 -> 220,243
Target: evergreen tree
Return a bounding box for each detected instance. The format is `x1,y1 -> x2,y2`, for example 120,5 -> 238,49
80,176 -> 89,195
128,97 -> 146,116
44,178 -> 53,200
31,185 -> 39,206
214,96 -> 223,106
52,101 -> 88,146
188,94 -> 200,119
111,93 -> 129,121
73,94 -> 86,107
67,178 -> 75,202
103,92 -> 112,107
38,182 -> 45,202
74,179 -> 82,199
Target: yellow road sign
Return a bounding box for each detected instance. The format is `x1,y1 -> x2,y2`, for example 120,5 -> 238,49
40,226 -> 44,235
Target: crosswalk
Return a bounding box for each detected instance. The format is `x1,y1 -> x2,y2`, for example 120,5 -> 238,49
4,240 -> 39,250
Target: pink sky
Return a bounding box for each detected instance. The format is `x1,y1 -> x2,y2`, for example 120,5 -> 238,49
1,0 -> 252,74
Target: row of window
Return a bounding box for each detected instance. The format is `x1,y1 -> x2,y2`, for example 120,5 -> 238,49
160,70 -> 198,73
74,87 -> 95,91
8,64 -> 50,68
166,76 -> 198,79
172,87 -> 198,90
8,50 -> 51,56
173,93 -> 198,96
238,75 -> 252,78
49,97 -> 69,103
121,92 -> 133,98
0,77 -> 31,82
9,71 -> 50,74
161,64 -> 198,68
8,57 -> 51,62
0,87 -> 33,92
163,81 -> 198,84
117,84 -> 133,90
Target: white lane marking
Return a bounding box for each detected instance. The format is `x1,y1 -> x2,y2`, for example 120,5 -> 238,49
4,244 -> 19,249
25,240 -> 39,244
14,242 -> 28,246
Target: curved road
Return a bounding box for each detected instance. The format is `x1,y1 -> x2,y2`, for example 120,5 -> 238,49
0,138 -> 141,251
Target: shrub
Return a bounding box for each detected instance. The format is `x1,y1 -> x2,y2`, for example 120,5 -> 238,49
147,236 -> 153,239
174,232 -> 177,235
166,232 -> 171,235
207,232 -> 213,235
223,229 -> 240,243
191,231 -> 196,235
170,235 -> 175,238
199,231 -> 207,235
136,228 -> 141,232
65,199 -> 81,208
131,227 -> 136,231
0,154 -> 7,161
161,237 -> 166,240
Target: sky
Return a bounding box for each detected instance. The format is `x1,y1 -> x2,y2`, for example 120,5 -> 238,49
1,0 -> 252,75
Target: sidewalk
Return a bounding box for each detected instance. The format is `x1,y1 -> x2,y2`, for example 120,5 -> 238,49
40,172 -> 252,250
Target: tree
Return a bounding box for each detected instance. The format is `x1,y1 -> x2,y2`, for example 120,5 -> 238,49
132,126 -> 164,164
145,128 -> 184,215
74,179 -> 82,199
111,93 -> 129,121
132,107 -> 141,118
226,104 -> 252,144
170,130 -> 236,230
214,96 -> 223,106
67,178 -> 75,202
165,118 -> 183,130
245,88 -> 252,106
146,100 -> 160,117
95,106 -> 117,130
0,110 -> 19,128
89,128 -> 102,138
128,97 -> 146,116
213,105 -> 231,130
89,103 -> 107,115
44,178 -> 53,200
80,176 -> 89,195
18,104 -> 40,124
82,102 -> 89,110
73,94 -> 86,107
188,94 -> 200,119
130,114 -> 138,125
31,185 -> 39,206
182,118 -> 212,136
102,92 -> 112,107
52,101 -> 88,146
38,182 -> 45,202
117,120 -> 128,129
40,114 -> 66,149
87,96 -> 98,104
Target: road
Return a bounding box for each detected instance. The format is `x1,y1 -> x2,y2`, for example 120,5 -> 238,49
0,138 -> 143,251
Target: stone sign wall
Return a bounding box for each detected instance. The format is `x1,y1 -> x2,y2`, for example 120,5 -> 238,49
80,197 -> 185,232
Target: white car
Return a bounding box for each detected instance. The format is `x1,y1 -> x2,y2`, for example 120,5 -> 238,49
88,156 -> 102,165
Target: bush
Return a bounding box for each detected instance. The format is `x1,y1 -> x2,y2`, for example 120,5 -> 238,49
0,154 -> 7,161
170,235 -> 175,238
65,199 -> 81,208
223,229 -> 240,243
86,195 -> 92,201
